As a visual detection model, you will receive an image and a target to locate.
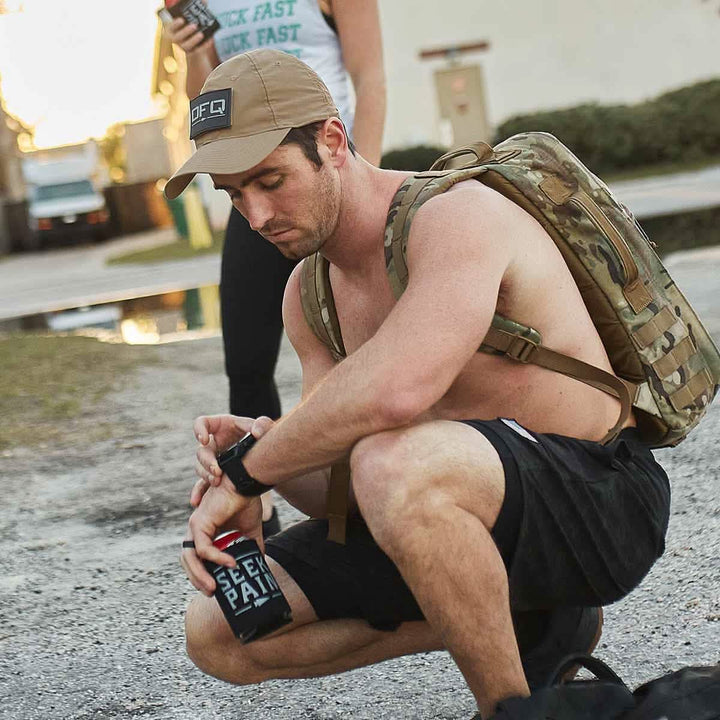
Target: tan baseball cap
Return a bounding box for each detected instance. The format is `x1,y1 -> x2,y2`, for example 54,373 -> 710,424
164,49 -> 339,200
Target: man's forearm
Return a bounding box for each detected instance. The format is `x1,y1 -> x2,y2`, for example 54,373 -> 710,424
242,345 -> 406,486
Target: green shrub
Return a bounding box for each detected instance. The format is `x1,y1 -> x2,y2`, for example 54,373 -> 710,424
493,79 -> 720,175
381,145 -> 446,171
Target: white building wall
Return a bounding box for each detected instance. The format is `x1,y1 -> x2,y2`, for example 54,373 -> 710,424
378,0 -> 720,151
123,118 -> 173,185
203,0 -> 720,225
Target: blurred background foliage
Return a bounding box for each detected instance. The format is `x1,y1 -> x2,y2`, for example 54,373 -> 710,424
381,77 -> 720,178
380,77 -> 720,257
493,79 -> 720,176
381,144 -> 447,171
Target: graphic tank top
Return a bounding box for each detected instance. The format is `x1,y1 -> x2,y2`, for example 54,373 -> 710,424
209,0 -> 354,136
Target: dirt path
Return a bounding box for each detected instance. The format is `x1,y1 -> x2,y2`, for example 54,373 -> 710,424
1,333 -> 718,720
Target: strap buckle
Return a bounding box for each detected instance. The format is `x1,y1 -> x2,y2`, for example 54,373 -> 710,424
506,335 -> 539,363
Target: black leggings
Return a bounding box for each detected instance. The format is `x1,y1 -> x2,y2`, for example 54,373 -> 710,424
220,207 -> 298,419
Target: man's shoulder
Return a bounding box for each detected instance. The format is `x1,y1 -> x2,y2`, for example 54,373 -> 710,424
410,178 -> 519,228
282,262 -> 305,320
286,259 -> 305,288
405,178 -> 525,251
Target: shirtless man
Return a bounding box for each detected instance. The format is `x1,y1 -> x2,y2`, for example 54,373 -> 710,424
169,49 -> 670,719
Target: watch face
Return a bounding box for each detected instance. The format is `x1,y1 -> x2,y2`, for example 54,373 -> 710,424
216,444 -> 239,467
215,433 -> 268,496
217,433 -> 256,469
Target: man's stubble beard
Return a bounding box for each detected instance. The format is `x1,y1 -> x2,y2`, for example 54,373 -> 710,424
279,163 -> 341,261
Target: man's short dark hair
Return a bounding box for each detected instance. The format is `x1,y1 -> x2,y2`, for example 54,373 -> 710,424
280,120 -> 356,168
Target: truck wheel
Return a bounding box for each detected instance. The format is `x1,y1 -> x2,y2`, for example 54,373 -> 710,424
24,231 -> 42,252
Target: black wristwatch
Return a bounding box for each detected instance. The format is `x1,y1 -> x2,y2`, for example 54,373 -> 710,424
216,433 -> 271,497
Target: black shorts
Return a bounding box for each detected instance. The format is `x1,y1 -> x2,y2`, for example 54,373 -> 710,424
265,419 -> 671,629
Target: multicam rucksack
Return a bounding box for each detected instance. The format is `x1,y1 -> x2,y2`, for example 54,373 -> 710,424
301,132 -> 720,449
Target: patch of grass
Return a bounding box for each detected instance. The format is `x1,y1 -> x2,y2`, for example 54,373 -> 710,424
106,229 -> 224,265
0,334 -> 158,451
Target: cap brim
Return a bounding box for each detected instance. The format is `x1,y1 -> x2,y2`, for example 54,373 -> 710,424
164,127 -> 291,200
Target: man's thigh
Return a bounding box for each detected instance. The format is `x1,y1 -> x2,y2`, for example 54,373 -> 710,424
186,556 -> 443,681
262,421 -> 514,633
265,518 -> 427,631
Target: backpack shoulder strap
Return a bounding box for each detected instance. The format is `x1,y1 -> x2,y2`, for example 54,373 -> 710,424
385,166 -> 490,299
298,255 -> 349,542
482,320 -> 636,443
299,252 -> 346,360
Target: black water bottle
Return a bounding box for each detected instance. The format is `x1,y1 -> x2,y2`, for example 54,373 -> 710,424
163,0 -> 220,41
205,531 -> 292,643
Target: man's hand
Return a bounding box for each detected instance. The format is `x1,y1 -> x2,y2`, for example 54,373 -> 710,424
181,477 -> 263,595
191,414 -> 274,506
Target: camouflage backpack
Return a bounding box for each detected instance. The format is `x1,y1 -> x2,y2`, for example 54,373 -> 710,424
301,132 -> 720,450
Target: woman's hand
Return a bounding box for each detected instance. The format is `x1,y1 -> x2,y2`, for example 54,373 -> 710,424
165,14 -> 215,55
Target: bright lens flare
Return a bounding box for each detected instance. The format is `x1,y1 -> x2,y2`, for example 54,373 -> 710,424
0,0 -> 162,147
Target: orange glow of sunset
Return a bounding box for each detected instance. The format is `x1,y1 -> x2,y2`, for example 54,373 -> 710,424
0,0 -> 164,148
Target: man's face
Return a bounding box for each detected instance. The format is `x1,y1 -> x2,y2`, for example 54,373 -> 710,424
212,143 -> 341,260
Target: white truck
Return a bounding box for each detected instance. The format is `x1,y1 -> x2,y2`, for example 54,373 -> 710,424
22,142 -> 110,249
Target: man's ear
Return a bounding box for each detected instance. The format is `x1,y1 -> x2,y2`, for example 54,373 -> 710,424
320,117 -> 348,167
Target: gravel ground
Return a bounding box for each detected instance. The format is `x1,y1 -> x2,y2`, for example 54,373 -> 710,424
1,263 -> 719,718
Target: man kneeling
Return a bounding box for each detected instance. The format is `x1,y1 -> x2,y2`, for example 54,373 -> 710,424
173,49 -> 670,719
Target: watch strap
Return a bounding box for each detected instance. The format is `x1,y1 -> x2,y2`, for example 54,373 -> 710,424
227,461 -> 271,497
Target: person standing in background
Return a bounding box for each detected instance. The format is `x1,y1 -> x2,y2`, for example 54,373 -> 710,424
165,0 -> 386,537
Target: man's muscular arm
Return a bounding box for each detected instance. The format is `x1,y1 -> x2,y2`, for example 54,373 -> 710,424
191,267 -> 340,519
241,186 -> 514,486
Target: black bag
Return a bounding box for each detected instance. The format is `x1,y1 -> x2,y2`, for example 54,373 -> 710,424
490,655 -> 720,720
626,664 -> 720,720
491,655 -> 635,719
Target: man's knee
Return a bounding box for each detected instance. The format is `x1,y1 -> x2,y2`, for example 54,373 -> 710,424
350,422 -> 504,554
351,430 -> 408,511
350,426 -> 456,550
185,594 -> 267,685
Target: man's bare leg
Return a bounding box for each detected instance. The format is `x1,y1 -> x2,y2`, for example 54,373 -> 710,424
185,557 -> 444,684
186,419 -> 529,716
350,420 -> 530,718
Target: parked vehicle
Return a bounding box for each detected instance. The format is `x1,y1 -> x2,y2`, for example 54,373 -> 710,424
22,143 -> 110,248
